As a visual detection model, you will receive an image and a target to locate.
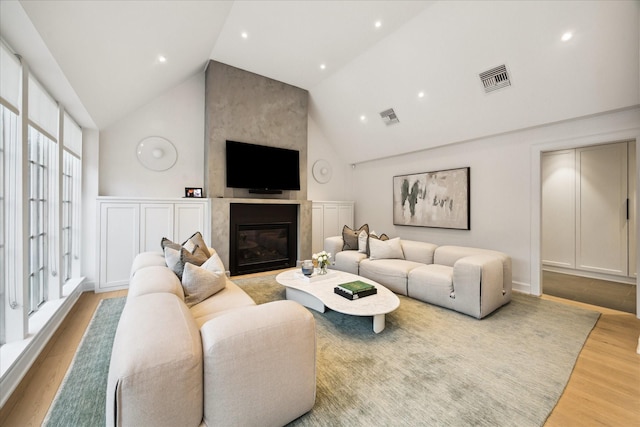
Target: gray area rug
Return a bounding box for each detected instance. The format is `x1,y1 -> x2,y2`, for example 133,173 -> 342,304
234,274 -> 600,427
43,297 -> 126,427
43,276 -> 599,427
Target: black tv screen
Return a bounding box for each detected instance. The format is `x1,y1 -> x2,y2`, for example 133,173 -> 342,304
226,140 -> 301,192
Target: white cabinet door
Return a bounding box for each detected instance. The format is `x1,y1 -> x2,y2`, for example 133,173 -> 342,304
140,204 -> 174,252
322,204 -> 339,240
576,142 -> 628,276
175,203 -> 206,243
99,203 -> 139,290
541,150 -> 576,268
311,201 -> 355,254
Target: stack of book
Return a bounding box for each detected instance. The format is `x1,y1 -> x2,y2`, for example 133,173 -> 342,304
334,280 -> 377,300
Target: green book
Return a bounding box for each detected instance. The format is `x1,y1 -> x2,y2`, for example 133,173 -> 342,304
337,280 -> 375,295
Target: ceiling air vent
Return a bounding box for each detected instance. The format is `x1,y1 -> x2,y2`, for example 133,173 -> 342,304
380,108 -> 399,125
479,64 -> 511,93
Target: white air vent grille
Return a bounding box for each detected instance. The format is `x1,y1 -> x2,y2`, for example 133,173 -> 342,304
479,64 -> 511,93
380,108 -> 399,125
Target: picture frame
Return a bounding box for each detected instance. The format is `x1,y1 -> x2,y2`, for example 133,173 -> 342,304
393,167 -> 470,230
184,187 -> 203,198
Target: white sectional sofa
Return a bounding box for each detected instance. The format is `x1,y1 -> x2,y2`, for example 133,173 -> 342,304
106,245 -> 316,427
324,235 -> 512,319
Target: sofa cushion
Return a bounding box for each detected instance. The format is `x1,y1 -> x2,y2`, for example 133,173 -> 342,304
190,279 -> 256,327
127,265 -> 185,301
200,300 -> 316,427
407,264 -> 455,310
106,293 -> 203,427
130,251 -> 166,278
369,237 -> 404,260
333,250 -> 368,275
359,258 -> 424,295
400,240 -> 438,264
182,263 -> 226,308
342,224 -> 369,251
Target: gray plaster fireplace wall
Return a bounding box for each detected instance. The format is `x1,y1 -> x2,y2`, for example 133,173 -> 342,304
204,60 -> 312,268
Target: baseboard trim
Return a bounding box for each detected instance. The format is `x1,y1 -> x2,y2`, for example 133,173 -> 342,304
0,282 -> 85,408
512,281 -> 531,295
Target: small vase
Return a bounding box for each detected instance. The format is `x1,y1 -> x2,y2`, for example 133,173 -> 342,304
319,265 -> 328,275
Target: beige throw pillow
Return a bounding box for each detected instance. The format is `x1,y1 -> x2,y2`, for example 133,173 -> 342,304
369,237 -> 405,260
201,252 -> 226,273
181,263 -> 226,308
357,229 -> 369,253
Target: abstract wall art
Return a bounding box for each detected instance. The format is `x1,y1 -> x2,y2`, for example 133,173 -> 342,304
393,167 -> 470,229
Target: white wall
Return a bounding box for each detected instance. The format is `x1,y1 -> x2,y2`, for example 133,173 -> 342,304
99,73 -> 205,198
307,115 -> 353,202
344,107 -> 640,295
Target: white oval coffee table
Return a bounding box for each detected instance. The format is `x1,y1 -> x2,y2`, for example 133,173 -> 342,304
275,268 -> 400,333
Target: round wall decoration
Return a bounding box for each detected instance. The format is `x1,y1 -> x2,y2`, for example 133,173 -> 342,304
136,136 -> 177,171
312,159 -> 332,184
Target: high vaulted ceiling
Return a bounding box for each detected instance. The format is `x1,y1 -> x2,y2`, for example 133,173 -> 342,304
1,1 -> 638,164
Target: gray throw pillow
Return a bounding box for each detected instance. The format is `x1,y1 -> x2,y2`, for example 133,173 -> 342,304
164,245 -> 209,279
181,263 -> 226,308
342,224 -> 369,251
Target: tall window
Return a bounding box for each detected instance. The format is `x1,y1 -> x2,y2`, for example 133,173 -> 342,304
1,39 -> 22,345
0,39 -> 83,347
28,127 -> 52,313
61,151 -> 80,282
0,106 -> 17,343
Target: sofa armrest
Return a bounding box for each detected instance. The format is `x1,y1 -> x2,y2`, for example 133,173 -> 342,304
452,254 -> 507,319
324,236 -> 344,261
200,300 -> 316,427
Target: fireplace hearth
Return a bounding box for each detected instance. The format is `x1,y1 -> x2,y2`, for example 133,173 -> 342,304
229,203 -> 298,275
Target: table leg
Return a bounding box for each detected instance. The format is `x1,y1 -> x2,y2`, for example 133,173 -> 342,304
285,288 -> 326,313
373,314 -> 385,333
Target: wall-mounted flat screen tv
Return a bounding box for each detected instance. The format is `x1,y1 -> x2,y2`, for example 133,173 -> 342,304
226,140 -> 301,193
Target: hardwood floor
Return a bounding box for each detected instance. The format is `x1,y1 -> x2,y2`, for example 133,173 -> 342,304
0,290 -> 127,427
1,289 -> 638,426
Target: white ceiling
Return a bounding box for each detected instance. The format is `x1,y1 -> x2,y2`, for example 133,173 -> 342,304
2,1 -> 638,164
11,0 -> 431,130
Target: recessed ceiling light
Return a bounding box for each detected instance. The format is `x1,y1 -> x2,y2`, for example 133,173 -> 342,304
374,21 -> 382,29
158,55 -> 167,63
320,63 -> 326,70
360,115 -> 367,122
561,32 -> 573,42
418,91 -> 425,98
241,31 -> 249,39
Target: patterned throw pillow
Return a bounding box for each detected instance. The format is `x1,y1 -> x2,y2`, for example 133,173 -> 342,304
181,263 -> 226,308
342,224 -> 369,251
183,231 -> 211,258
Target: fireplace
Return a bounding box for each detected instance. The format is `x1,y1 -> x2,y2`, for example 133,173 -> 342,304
229,203 -> 298,275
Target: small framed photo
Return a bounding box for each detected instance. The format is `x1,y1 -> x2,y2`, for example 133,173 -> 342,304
185,187 -> 203,198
